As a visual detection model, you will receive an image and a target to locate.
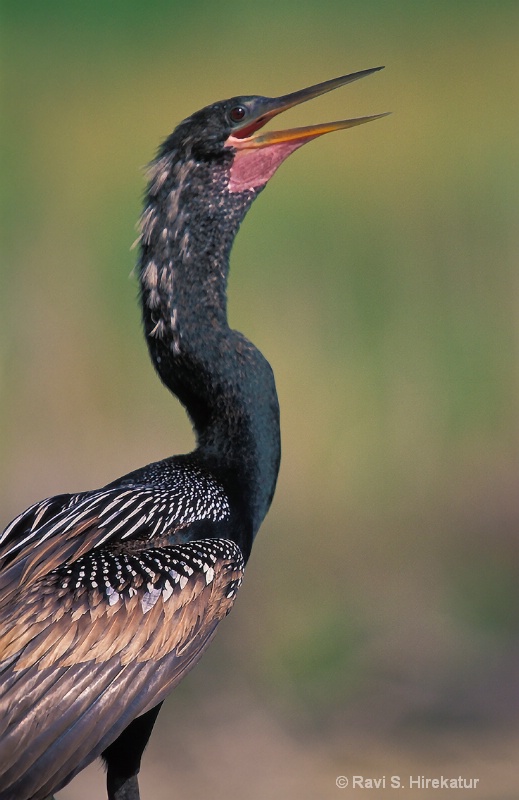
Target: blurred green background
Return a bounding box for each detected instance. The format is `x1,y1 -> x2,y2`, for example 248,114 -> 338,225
2,1 -> 519,798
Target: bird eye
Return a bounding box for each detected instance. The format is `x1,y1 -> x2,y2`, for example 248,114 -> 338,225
229,105 -> 247,123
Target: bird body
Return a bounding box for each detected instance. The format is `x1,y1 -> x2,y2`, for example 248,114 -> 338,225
0,68 -> 385,799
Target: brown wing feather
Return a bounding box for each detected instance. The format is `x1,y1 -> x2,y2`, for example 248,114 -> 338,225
0,538 -> 244,800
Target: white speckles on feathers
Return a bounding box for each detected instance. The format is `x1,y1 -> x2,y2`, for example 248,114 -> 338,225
146,154 -> 173,197
142,259 -> 158,289
141,587 -> 162,614
140,205 -> 157,246
149,318 -> 166,338
179,230 -> 190,259
162,583 -> 174,603
166,162 -> 191,221
159,265 -> 174,294
0,537 -> 244,678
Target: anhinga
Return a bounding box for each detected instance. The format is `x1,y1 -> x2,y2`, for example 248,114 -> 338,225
0,67 -> 386,800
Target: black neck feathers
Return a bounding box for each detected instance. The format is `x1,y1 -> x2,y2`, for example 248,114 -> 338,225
138,140 -> 280,539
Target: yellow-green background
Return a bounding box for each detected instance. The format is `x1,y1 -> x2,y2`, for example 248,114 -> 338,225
2,2 -> 518,798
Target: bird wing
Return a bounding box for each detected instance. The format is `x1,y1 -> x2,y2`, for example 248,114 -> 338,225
0,534 -> 244,800
0,491 -> 83,556
0,476 -> 230,607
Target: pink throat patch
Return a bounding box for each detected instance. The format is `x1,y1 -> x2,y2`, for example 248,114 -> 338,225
228,140 -> 309,193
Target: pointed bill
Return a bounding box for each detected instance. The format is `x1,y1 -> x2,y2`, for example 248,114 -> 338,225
228,66 -> 388,148
232,113 -> 390,150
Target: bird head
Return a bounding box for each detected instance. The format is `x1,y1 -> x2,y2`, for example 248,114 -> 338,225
155,67 -> 388,196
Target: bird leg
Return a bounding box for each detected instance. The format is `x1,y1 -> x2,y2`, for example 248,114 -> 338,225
102,703 -> 163,800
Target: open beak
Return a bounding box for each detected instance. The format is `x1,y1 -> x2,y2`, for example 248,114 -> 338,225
227,66 -> 389,151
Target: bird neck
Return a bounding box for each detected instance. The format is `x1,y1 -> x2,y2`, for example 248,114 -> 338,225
139,152 -> 280,540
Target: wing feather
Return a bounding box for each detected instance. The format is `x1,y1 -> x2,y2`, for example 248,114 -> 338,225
0,537 -> 244,800
0,465 -> 240,800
